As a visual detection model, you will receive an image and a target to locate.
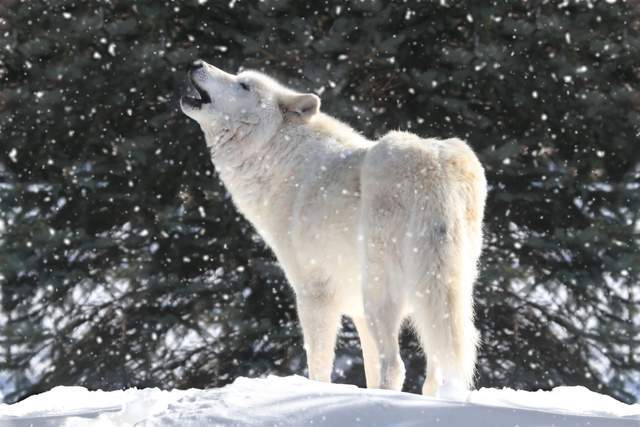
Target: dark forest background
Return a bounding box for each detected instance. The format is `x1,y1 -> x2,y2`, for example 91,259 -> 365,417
0,0 -> 638,404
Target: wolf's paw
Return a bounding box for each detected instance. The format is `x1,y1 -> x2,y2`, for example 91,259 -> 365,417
436,379 -> 469,402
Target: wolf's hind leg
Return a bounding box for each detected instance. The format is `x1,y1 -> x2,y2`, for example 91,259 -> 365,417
410,257 -> 479,399
422,353 -> 442,397
361,259 -> 406,391
363,293 -> 405,390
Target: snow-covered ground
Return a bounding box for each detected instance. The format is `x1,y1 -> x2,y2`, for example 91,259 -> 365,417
0,375 -> 638,426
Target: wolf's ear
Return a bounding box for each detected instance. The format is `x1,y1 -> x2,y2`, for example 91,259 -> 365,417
281,93 -> 320,121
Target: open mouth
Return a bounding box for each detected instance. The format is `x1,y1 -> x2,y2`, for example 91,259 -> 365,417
182,72 -> 211,108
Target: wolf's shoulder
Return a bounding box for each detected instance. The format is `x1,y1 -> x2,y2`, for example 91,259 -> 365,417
308,113 -> 371,148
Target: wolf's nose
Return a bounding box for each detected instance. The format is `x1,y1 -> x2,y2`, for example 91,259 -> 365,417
188,60 -> 204,72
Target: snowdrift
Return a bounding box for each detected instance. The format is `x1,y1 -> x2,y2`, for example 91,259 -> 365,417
0,375 -> 638,426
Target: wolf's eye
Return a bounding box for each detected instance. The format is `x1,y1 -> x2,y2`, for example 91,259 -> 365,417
239,82 -> 250,91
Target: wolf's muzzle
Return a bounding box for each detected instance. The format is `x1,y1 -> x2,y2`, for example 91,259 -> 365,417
182,62 -> 211,108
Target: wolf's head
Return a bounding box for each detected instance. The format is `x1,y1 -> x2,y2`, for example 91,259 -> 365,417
181,61 -> 320,147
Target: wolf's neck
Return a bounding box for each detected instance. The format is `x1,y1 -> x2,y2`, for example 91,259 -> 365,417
202,115 -> 371,229
202,122 -> 310,220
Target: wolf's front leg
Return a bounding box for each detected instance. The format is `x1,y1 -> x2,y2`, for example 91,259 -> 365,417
296,294 -> 342,382
353,316 -> 381,388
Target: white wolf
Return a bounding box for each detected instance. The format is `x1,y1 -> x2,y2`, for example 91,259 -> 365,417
180,60 -> 487,399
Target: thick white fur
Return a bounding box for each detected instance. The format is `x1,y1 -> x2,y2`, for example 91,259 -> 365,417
181,61 -> 487,398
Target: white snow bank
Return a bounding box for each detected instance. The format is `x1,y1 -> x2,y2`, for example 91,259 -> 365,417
0,375 -> 638,426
